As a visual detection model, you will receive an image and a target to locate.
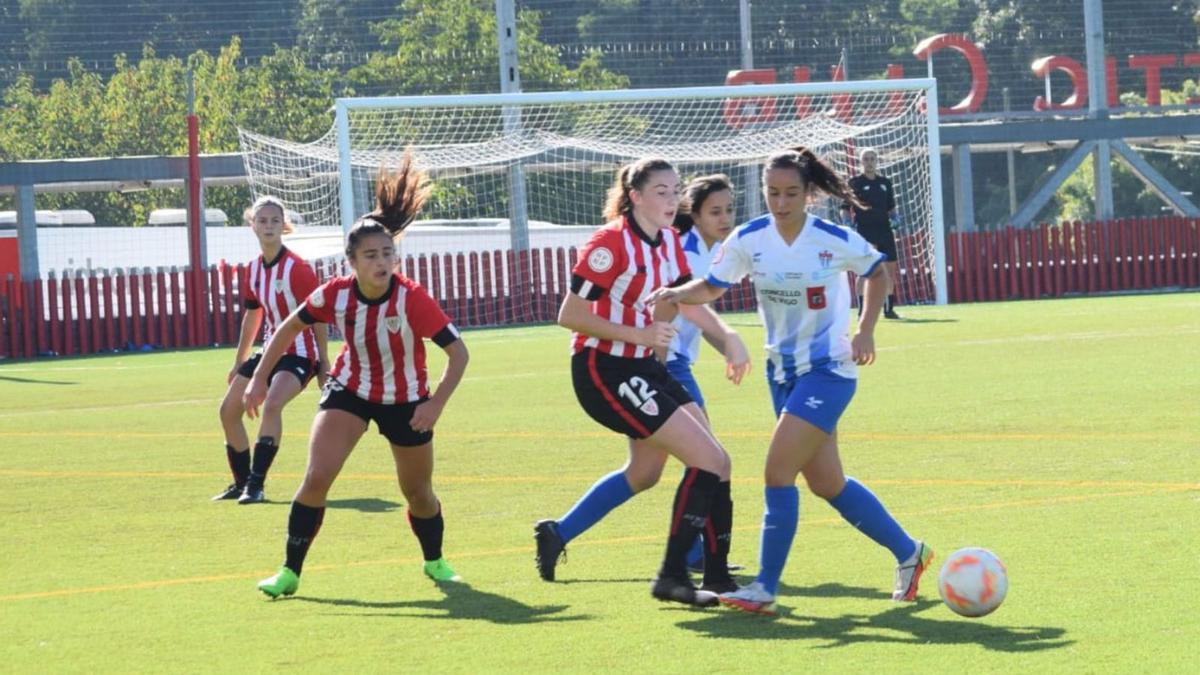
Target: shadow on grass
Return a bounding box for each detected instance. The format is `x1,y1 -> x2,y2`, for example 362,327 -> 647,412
0,374 -> 78,385
293,581 -> 591,625
677,585 -> 1071,652
325,497 -> 402,513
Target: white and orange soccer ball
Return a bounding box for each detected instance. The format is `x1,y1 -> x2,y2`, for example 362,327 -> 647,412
937,547 -> 1008,617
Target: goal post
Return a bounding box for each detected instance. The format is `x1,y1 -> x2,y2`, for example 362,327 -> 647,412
243,79 -> 947,305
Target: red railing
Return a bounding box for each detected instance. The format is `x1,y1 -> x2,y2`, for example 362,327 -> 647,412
945,217 -> 1199,303
2,217 -> 1198,359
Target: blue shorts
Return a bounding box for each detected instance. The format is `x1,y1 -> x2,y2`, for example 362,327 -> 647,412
768,368 -> 857,434
665,356 -> 705,410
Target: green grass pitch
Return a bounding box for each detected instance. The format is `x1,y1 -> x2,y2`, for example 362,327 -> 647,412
1,293 -> 1197,673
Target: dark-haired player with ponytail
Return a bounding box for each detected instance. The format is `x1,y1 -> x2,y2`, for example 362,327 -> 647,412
245,154 -> 470,598
651,148 -> 932,614
668,174 -> 750,577
533,157 -> 737,607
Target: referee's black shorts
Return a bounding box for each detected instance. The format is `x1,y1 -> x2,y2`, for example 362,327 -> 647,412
571,347 -> 694,440
857,225 -> 899,262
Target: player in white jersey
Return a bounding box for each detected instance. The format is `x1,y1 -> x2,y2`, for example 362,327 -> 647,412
214,197 -> 329,505
650,148 -> 933,614
664,174 -> 751,576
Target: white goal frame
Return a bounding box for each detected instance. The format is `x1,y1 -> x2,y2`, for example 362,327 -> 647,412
332,80 -> 947,304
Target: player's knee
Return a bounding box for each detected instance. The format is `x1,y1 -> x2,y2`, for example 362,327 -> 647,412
261,397 -> 286,420
300,468 -> 335,497
626,464 -> 663,492
805,474 -> 844,500
218,397 -> 242,424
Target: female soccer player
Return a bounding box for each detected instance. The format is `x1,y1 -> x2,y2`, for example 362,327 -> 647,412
214,197 -> 328,505
245,155 -> 470,598
667,174 -> 750,575
650,147 -> 932,614
666,174 -> 748,413
534,157 -> 737,606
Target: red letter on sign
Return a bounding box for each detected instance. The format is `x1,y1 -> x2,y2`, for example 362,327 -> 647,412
1032,56 -> 1087,110
1128,54 -> 1176,106
723,69 -> 778,129
913,34 -> 989,115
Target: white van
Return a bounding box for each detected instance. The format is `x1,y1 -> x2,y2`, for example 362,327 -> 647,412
146,208 -> 229,227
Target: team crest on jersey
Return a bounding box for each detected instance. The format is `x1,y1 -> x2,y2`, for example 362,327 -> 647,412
385,316 -> 403,333
307,290 -> 325,308
818,250 -> 834,269
588,247 -> 614,273
639,398 -> 659,416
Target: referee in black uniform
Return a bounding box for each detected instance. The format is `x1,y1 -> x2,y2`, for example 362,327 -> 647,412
841,148 -> 902,319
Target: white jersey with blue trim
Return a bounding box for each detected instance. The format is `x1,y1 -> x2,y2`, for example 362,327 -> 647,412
667,229 -> 720,365
706,213 -> 886,382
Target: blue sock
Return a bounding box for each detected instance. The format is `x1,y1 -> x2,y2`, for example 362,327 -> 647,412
756,486 -> 799,596
686,537 -> 704,568
827,477 -> 916,563
556,470 -> 635,544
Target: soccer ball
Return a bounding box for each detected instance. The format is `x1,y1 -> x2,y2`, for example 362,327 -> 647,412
937,547 -> 1008,617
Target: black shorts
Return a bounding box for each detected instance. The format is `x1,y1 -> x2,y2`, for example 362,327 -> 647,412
237,353 -> 318,387
318,382 -> 433,447
858,226 -> 899,262
571,348 -> 694,440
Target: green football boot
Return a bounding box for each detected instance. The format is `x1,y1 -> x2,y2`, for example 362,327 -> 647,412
257,567 -> 300,598
423,558 -> 462,583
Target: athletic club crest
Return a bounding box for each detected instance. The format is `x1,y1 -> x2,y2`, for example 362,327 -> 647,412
385,316 -> 403,333
307,290 -> 324,308
818,249 -> 834,269
639,398 -> 659,416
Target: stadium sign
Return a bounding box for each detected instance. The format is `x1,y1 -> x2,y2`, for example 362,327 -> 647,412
722,32 -> 1200,126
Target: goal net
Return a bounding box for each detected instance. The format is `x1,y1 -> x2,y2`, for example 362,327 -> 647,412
238,80 -> 945,325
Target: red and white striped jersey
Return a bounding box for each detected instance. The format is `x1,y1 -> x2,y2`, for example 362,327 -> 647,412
300,273 -> 458,404
569,214 -> 692,358
242,247 -> 320,361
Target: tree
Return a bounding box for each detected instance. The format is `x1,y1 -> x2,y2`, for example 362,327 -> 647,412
349,0 -> 628,95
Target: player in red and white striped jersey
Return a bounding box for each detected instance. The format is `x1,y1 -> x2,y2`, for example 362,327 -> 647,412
215,196 -> 329,506
533,158 -> 737,608
244,154 -> 470,598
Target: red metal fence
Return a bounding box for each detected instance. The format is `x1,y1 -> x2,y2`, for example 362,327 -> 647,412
1,217 -> 1197,360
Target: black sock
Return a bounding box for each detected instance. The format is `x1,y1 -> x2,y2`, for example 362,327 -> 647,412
408,507 -> 445,561
284,501 -> 325,575
249,437 -> 279,486
702,481 -> 733,586
225,444 -> 250,486
661,468 -> 719,580
885,294 -> 897,313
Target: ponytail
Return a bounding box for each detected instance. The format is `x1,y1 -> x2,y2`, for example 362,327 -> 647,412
765,146 -> 865,210
346,151 -> 431,258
